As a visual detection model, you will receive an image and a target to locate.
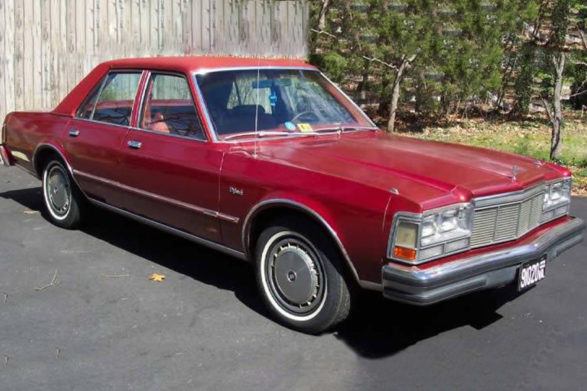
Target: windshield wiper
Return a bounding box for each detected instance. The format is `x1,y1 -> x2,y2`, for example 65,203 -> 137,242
312,125 -> 378,133
223,130 -> 294,141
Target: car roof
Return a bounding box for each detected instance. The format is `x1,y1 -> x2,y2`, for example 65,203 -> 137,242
53,56 -> 317,117
103,56 -> 316,73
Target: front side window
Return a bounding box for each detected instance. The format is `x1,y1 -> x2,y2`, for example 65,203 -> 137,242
196,69 -> 374,139
77,72 -> 141,126
139,73 -> 205,140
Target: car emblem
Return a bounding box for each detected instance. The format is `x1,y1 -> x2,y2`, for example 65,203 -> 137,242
510,165 -> 519,181
229,186 -> 244,196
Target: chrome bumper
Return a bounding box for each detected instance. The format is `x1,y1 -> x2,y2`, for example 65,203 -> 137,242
382,217 -> 585,305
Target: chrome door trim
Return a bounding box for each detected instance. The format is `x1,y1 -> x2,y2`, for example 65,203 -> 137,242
242,198 -> 382,291
73,169 -> 239,223
135,70 -> 210,142
88,198 -> 246,260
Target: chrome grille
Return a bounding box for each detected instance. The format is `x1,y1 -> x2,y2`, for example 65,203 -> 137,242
470,191 -> 544,248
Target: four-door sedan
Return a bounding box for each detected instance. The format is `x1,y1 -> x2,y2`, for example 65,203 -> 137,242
1,56 -> 584,333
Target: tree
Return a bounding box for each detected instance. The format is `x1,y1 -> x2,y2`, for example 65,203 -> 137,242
538,0 -> 573,160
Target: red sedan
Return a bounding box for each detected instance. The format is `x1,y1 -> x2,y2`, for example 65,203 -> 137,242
1,56 -> 584,333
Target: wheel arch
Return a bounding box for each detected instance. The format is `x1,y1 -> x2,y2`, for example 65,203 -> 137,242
32,143 -> 87,198
242,198 -> 363,287
32,143 -> 72,178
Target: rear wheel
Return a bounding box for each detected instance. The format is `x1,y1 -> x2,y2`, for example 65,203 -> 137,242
255,221 -> 351,334
42,160 -> 84,229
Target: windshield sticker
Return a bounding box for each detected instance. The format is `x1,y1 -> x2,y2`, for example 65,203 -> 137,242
297,123 -> 313,133
284,121 -> 297,131
269,91 -> 277,107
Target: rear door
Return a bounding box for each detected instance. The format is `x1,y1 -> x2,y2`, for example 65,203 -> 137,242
118,72 -> 224,242
64,71 -> 143,207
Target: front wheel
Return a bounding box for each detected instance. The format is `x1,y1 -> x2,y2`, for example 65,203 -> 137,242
42,159 -> 84,229
255,222 -> 351,334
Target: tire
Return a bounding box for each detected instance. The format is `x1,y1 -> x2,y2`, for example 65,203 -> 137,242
255,220 -> 351,334
42,159 -> 84,229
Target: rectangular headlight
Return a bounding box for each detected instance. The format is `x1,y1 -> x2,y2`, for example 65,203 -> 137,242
542,178 -> 571,222
388,203 -> 473,264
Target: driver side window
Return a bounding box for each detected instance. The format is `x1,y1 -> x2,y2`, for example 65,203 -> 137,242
139,73 -> 205,140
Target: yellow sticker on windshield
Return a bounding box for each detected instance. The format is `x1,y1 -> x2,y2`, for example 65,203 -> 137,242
297,123 -> 313,133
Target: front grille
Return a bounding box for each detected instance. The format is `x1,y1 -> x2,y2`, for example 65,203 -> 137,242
470,192 -> 544,248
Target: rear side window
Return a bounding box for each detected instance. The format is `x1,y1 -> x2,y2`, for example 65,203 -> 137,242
139,73 -> 205,140
77,72 -> 141,126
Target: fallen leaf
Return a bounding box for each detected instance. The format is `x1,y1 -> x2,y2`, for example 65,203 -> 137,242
148,273 -> 165,282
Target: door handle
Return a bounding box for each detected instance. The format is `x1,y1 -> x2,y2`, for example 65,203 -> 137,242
68,129 -> 80,137
127,140 -> 142,149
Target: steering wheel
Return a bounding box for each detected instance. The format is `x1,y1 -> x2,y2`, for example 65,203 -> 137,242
290,111 -> 320,123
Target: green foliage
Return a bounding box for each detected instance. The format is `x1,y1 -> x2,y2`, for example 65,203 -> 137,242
308,52 -> 348,83
513,44 -> 537,115
309,0 -> 540,119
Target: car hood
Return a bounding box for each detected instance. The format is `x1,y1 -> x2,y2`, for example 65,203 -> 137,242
253,131 -> 568,209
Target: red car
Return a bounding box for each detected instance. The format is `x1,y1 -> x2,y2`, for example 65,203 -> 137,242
1,57 -> 584,333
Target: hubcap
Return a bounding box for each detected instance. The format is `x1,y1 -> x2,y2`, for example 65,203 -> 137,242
266,237 -> 325,315
46,165 -> 70,216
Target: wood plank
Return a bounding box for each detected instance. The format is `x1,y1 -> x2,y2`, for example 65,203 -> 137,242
4,0 -> 15,116
13,0 -> 25,111
0,0 -> 6,118
41,0 -> 51,109
31,0 -> 42,110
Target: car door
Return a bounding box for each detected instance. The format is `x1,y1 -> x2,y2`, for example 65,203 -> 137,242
117,72 -> 224,242
64,71 -> 143,207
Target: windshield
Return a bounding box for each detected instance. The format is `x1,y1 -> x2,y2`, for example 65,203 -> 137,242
195,69 -> 375,140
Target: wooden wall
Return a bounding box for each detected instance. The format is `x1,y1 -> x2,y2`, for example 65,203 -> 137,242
0,0 -> 309,121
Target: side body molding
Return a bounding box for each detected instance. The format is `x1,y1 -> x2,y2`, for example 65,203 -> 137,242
241,198 -> 382,291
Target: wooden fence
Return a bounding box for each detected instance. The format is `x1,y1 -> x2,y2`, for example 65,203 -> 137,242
0,0 -> 309,121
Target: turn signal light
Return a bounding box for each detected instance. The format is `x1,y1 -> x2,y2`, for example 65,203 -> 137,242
393,246 -> 417,261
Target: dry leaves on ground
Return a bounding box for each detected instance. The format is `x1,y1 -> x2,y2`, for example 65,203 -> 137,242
148,273 -> 166,282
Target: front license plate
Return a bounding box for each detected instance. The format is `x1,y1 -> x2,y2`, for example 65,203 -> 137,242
518,255 -> 547,291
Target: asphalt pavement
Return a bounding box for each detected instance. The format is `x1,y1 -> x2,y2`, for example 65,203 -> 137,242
0,167 -> 586,391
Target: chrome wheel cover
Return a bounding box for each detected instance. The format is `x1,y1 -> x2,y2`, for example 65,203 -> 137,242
264,235 -> 326,316
45,164 -> 71,217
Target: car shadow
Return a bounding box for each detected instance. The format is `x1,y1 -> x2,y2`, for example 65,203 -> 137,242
1,186 -> 524,359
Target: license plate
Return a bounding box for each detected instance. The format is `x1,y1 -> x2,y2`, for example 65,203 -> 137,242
518,255 -> 547,291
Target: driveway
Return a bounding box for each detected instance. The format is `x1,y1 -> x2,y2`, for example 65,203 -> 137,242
0,167 -> 586,390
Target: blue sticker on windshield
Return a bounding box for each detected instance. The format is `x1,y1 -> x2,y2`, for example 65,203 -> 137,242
284,121 -> 296,131
269,91 -> 277,106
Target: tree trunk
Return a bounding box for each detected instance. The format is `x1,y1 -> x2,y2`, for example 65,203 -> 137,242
386,60 -> 409,132
318,0 -> 330,31
545,53 -> 565,160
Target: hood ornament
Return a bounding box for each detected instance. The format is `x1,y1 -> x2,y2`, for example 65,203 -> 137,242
534,158 -> 545,167
509,165 -> 519,182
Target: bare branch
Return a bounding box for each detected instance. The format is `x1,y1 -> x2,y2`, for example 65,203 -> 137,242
362,56 -> 398,70
310,28 -> 336,39
35,270 -> 60,291
569,89 -> 587,98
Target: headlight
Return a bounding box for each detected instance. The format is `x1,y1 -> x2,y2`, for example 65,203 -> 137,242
541,178 -> 571,222
388,203 -> 473,264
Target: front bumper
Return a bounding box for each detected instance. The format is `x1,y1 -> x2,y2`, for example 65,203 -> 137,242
382,217 -> 585,305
